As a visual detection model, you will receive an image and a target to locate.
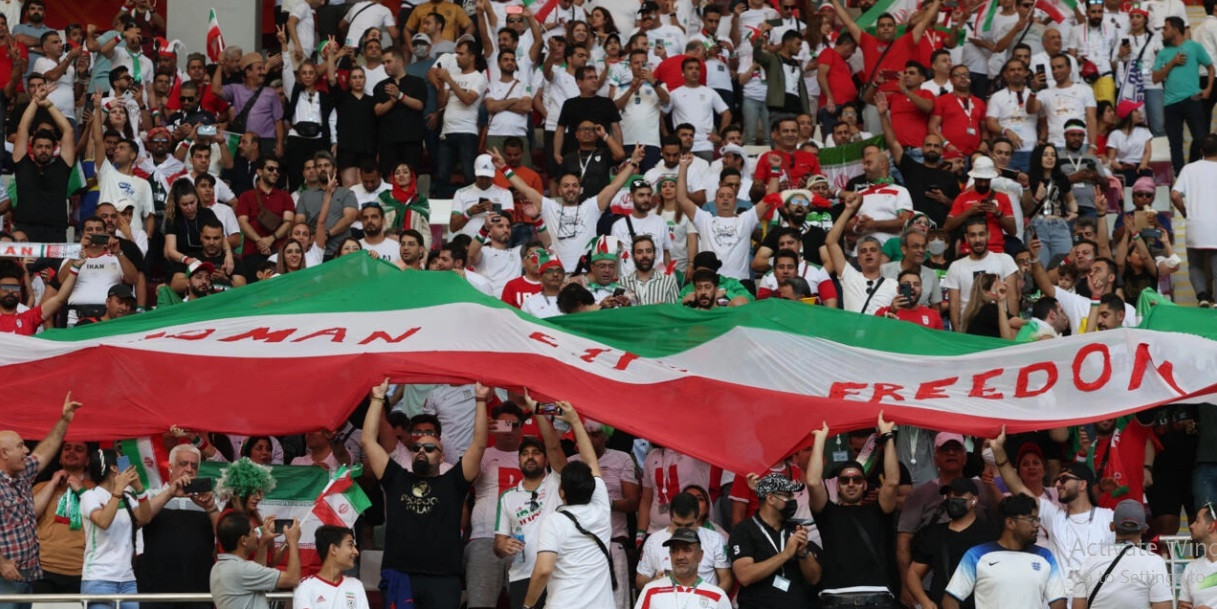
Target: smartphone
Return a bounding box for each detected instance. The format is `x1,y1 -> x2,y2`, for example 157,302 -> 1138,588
926,184 -> 940,192
197,124 -> 217,137
1122,38 -> 1130,47
1036,64 -> 1046,75
273,519 -> 293,534
1140,228 -> 1162,240
116,455 -> 131,471
89,234 -> 111,245
537,402 -> 560,415
182,477 -> 214,494
505,5 -> 524,13
766,18 -> 784,26
1029,226 -> 1038,240
613,288 -> 626,297
1000,167 -> 1021,180
881,69 -> 900,80
898,283 -> 914,302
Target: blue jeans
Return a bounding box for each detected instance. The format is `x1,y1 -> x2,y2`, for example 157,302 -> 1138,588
1029,216 -> 1073,268
1164,96 -> 1207,175
80,579 -> 138,609
433,132 -> 478,198
0,578 -> 31,609
1144,88 -> 1165,136
742,97 -> 770,145
1193,463 -> 1217,510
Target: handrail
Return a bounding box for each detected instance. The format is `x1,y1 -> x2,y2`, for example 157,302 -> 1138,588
0,592 -> 296,606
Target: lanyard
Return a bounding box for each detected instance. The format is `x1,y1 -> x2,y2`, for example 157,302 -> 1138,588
576,150 -> 595,179
753,517 -> 788,577
954,94 -> 974,127
669,577 -> 704,609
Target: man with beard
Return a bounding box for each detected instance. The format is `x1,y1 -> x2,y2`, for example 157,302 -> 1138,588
610,178 -> 672,278
1088,293 -> 1128,333
213,51 -> 285,158
992,429 -> 1114,583
944,157 -> 1017,252
7,90 -> 75,242
753,191 -> 839,272
30,442 -> 92,593
358,205 -> 400,262
520,250 -> 566,318
874,270 -> 942,328
806,414 -> 900,603
676,154 -> 772,282
138,127 -> 186,215
645,136 -> 710,205
470,207 -> 551,297
493,402 -> 574,609
1072,499 -> 1171,609
619,236 -> 679,305
906,478 -> 998,609
1027,242 -> 1136,332
0,258 -> 77,335
643,528 -> 733,609
876,91 -> 959,228
1068,1 -> 1118,103
297,153 -> 358,257
1179,503 -> 1217,609
363,378 -> 489,609
825,192 -> 898,315
1039,59 -> 1098,149
397,229 -> 428,270
501,243 -> 546,308
684,269 -> 726,309
159,259 -> 218,307
943,216 -> 1019,329
750,117 -> 823,203
168,220 -> 245,293
943,494 -> 1067,609
1059,119 -> 1109,218
1015,296 -> 1071,341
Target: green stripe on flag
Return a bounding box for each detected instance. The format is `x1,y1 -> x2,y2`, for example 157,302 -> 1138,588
816,135 -> 885,168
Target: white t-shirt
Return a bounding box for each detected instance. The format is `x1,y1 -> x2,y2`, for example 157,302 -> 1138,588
985,11 -> 1023,76
758,262 -> 831,296
1105,127 -> 1153,165
439,63 -> 488,135
98,160 -> 154,221
644,159 -> 713,200
613,79 -> 668,148
496,471 -> 563,582
941,253 -> 1019,310
268,242 -> 324,268
1053,288 -> 1139,334
857,184 -> 914,246
342,1 -> 395,47
360,237 -> 401,262
475,244 -> 524,297
33,55 -> 75,118
661,208 -> 698,271
422,384 -> 479,465
641,448 -> 723,534
1118,32 -> 1163,92
637,526 -> 730,585
1180,556 -> 1217,608
691,208 -> 759,280
570,448 -> 636,539
535,477 -> 614,609
486,77 -> 533,137
1172,159 -> 1217,249
64,254 -> 124,325
1029,52 -> 1079,89
946,541 -> 1068,609
81,487 -> 137,582
472,447 -> 524,540
452,184 -> 515,238
542,196 -> 601,271
1038,82 -> 1096,147
1068,23 -> 1118,74
1071,543 -> 1172,609
610,213 -> 672,277
633,579 -> 732,609
986,88 -> 1037,152
521,290 -> 564,318
646,24 -> 687,57
840,264 -> 898,315
667,86 -> 728,153
294,575 -> 370,609
1037,497 -> 1115,578
290,2 -> 317,60
544,69 -> 580,131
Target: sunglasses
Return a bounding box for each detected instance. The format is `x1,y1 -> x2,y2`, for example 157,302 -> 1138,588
179,96 -> 196,102
838,475 -> 865,485
0,284 -> 21,293
408,443 -> 439,454
151,137 -> 169,143
263,167 -> 280,173
1205,502 -> 1217,522
1054,475 -> 1082,484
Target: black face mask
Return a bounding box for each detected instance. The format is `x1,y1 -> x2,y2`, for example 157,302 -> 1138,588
0,294 -> 18,309
945,497 -> 970,519
779,498 -> 798,521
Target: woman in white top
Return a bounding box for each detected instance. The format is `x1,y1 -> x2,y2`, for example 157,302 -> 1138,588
657,175 -> 699,281
80,449 -> 174,609
1105,101 -> 1153,187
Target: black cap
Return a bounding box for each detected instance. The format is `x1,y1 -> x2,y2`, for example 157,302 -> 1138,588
940,477 -> 979,496
1058,462 -> 1096,486
693,251 -> 722,271
639,1 -> 660,13
662,527 -> 700,547
107,284 -> 136,301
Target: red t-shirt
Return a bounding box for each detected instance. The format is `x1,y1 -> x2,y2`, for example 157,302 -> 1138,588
1092,420 -> 1158,510
948,189 -> 1015,253
874,305 -> 944,329
753,150 -> 823,188
817,47 -> 857,106
889,89 -> 934,148
500,277 -> 542,308
932,94 -> 987,156
0,307 -> 43,336
234,187 -> 296,258
916,28 -> 951,67
859,32 -> 916,93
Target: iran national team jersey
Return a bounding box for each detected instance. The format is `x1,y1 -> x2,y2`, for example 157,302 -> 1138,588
857,183 -> 914,246
470,447 -> 523,540
642,448 -> 731,534
635,579 -> 732,609
945,541 -> 1067,609
293,575 -> 369,609
475,244 -> 524,298
495,471 -> 562,582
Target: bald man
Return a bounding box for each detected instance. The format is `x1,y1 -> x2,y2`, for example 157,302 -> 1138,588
0,392 -> 83,603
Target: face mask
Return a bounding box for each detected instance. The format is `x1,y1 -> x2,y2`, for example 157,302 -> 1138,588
778,498 -> 798,521
945,497 -> 970,520
413,47 -> 430,60
0,294 -> 17,309
927,239 -> 948,256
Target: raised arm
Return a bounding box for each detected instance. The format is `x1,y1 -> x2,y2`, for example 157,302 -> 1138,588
806,421 -> 830,513
12,95 -> 39,162
990,425 -> 1033,498
1026,237 -> 1057,298
524,390 -> 568,473
675,154 -> 702,219
909,0 -> 940,43
44,98 -> 76,165
595,145 -> 644,211
825,191 -> 861,279
877,412 -> 899,513
829,0 -> 864,43
874,93 -> 905,164
31,393 -> 84,473
557,401 -> 599,477
461,383 -> 492,482
489,147 -> 544,208
361,379 -> 392,479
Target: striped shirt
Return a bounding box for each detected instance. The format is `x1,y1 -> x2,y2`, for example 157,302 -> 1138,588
634,578 -> 732,609
620,272 -> 680,306
0,456 -> 43,581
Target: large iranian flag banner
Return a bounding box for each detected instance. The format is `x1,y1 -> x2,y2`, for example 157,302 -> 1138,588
1,255 -> 1215,474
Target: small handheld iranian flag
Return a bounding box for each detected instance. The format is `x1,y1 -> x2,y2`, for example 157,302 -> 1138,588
523,0 -> 562,24
975,0 -> 1076,32
206,9 -> 226,63
312,464 -> 372,527
116,437 -> 169,490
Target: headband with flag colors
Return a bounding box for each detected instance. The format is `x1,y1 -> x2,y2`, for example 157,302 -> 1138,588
588,235 -> 621,263
206,8 -> 226,63
4,256 -> 1216,475
531,248 -> 563,273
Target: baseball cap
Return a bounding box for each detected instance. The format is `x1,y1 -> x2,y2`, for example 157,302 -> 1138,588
720,143 -> 746,157
940,477 -> 979,496
1058,462 -> 1096,486
1113,499 -> 1147,533
473,154 -> 496,178
934,432 -> 966,449
1116,100 -> 1144,120
107,284 -> 136,301
186,258 -> 215,277
755,472 -> 805,499
412,33 -> 431,45
663,527 -> 701,547
638,1 -> 660,13
112,198 -> 135,213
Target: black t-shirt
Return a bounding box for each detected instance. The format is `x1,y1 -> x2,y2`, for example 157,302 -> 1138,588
910,519 -> 998,607
560,148 -> 614,200
964,302 -> 1010,338
136,503 -> 215,595
815,501 -> 894,590
728,516 -> 815,609
13,156 -> 72,227
556,95 -> 622,156
169,207 -> 220,257
760,207 -> 846,266
899,154 -> 960,228
374,75 -> 428,143
335,90 -> 379,153
169,250 -> 242,291
381,459 -> 470,575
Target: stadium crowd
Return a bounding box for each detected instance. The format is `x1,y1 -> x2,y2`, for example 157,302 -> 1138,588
1,0 -> 1217,609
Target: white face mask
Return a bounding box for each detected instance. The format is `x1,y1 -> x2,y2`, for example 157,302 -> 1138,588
927,239 -> 948,256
